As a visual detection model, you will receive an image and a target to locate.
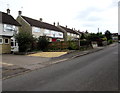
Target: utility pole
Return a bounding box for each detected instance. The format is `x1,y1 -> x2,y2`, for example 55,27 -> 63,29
98,28 -> 99,33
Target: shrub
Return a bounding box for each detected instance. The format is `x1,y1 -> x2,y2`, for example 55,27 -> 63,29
15,31 -> 35,52
101,37 -> 107,41
68,41 -> 78,50
37,36 -> 49,51
108,39 -> 113,44
80,40 -> 91,46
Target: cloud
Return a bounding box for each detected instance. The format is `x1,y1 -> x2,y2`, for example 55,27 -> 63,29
110,0 -> 119,8
76,7 -> 103,20
0,0 -> 118,33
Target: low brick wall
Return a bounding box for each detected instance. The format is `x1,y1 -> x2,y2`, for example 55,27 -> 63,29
1,44 -> 11,53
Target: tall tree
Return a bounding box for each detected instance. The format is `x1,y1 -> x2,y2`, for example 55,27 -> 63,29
105,30 -> 112,41
80,33 -> 86,40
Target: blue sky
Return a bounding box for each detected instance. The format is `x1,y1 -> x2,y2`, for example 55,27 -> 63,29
0,0 -> 119,34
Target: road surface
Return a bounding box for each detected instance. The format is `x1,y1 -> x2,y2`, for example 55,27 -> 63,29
3,44 -> 119,91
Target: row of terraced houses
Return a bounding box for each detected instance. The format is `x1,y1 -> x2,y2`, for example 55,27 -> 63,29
0,9 -> 83,54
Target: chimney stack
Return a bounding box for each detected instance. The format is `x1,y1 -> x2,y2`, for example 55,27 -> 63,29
57,22 -> 59,26
66,25 -> 67,28
18,10 -> 22,16
53,22 -> 55,26
40,18 -> 43,22
7,8 -> 10,15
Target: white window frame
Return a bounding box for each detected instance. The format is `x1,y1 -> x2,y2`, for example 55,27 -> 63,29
4,38 -> 9,44
67,32 -> 70,36
32,27 -> 40,33
4,24 -> 16,32
0,38 -> 3,44
71,33 -> 74,36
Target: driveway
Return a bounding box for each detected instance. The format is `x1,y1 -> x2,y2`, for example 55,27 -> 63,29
2,54 -> 51,70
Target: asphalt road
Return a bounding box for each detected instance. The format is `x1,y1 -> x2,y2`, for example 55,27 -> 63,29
3,44 -> 119,91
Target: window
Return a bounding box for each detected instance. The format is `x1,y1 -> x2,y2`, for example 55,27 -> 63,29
67,33 -> 70,36
4,39 -> 9,44
77,35 -> 79,38
0,38 -> 3,44
71,33 -> 74,36
33,27 -> 40,32
4,24 -> 16,32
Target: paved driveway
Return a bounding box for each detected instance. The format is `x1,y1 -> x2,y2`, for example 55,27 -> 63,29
2,54 -> 51,70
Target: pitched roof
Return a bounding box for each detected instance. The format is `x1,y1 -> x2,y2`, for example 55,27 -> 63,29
60,26 -> 80,35
21,16 -> 63,33
1,12 -> 21,26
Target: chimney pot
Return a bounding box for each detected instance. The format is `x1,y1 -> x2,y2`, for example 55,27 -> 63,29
18,10 -> 22,16
7,8 -> 10,15
40,18 -> 43,22
57,22 -> 59,26
53,22 -> 55,26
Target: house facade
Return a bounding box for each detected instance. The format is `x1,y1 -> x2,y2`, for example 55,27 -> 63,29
57,25 -> 81,41
0,10 -> 21,53
16,11 -> 64,42
112,33 -> 118,41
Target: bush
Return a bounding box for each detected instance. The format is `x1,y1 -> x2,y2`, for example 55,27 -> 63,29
37,36 -> 49,51
101,37 -> 107,41
68,41 -> 78,50
15,31 -> 35,52
107,39 -> 113,45
80,40 -> 91,46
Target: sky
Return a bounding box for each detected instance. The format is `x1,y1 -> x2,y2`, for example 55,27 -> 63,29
0,0 -> 119,34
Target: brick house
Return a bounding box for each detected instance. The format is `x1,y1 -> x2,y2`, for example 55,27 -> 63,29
16,11 -> 64,42
0,9 -> 21,53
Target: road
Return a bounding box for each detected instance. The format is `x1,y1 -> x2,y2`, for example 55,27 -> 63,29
3,44 -> 119,91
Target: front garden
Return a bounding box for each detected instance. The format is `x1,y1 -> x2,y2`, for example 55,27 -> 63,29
15,30 -> 114,54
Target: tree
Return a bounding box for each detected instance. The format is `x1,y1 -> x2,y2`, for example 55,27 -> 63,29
80,33 -> 86,40
37,36 -> 49,51
86,33 -> 99,41
15,31 -> 35,52
105,30 -> 112,41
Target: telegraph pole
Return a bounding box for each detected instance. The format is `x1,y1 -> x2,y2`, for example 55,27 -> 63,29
98,28 -> 99,33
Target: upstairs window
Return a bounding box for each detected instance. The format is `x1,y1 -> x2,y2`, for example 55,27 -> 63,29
67,33 -> 70,36
71,33 -> 74,36
4,24 -> 16,32
32,27 -> 40,32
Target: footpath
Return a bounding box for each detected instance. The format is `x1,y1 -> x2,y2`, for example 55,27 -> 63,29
1,43 -> 117,80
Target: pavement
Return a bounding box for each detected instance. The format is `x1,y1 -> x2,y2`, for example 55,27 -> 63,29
1,43 -> 117,79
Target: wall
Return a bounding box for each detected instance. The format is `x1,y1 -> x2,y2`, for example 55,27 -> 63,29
16,16 -> 32,34
0,37 -> 11,54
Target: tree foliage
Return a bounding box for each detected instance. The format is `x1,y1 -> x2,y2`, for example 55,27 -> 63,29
86,32 -> 104,42
105,30 -> 112,41
37,36 -> 49,51
15,31 -> 34,52
80,33 -> 86,40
